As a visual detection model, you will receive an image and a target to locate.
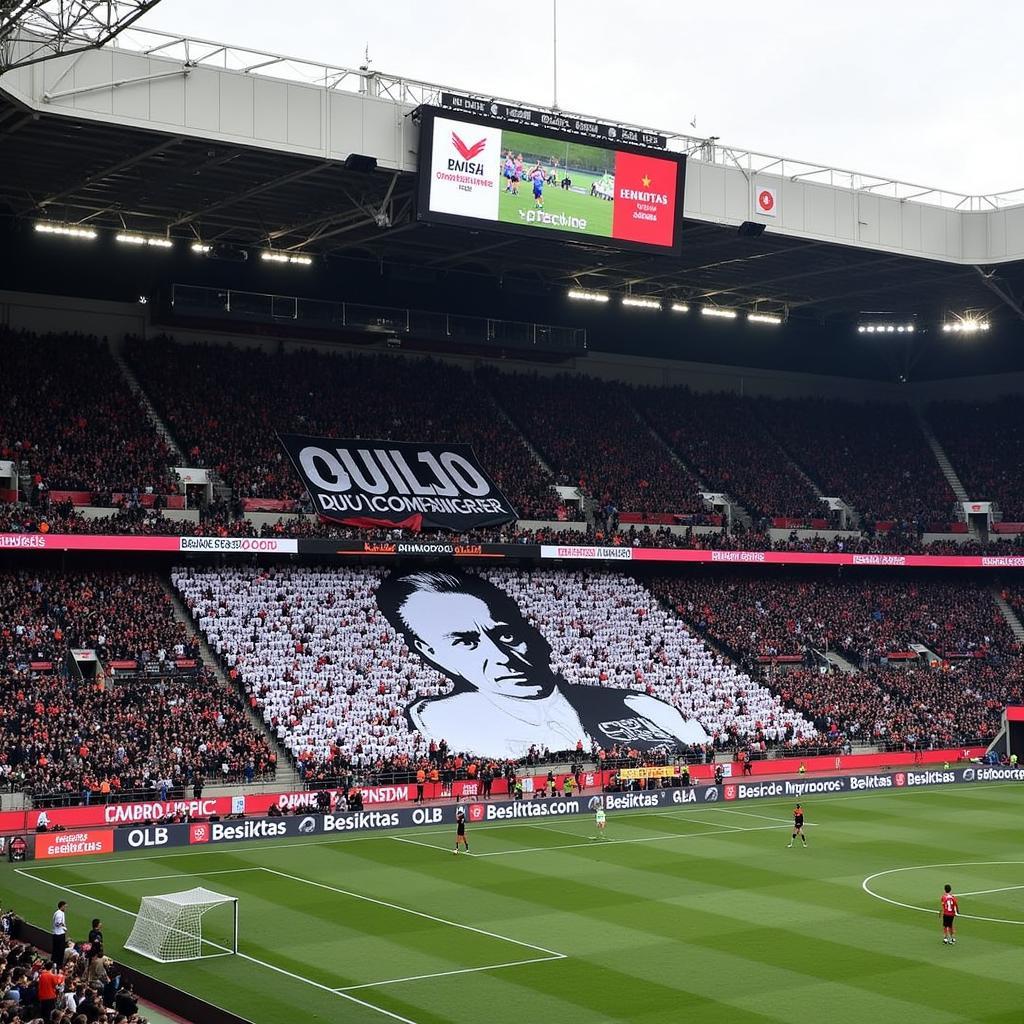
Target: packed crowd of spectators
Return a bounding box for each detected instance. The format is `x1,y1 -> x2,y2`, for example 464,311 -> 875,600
775,665 -> 1013,748
3,668 -> 276,801
0,570 -> 276,798
125,338 -> 562,519
173,565 -> 815,773
652,574 -> 1021,746
653,574 -> 1017,664
639,387 -> 823,520
479,368 -> 706,516
0,330 -> 173,500
754,395 -> 957,524
0,907 -> 153,1024
928,397 -> 1024,520
0,571 -> 198,667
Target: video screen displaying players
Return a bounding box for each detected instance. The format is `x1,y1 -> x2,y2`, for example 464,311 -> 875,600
418,111 -> 685,253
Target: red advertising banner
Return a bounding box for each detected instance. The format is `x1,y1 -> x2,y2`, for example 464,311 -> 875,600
0,798 -> 233,834
0,533 -> 180,552
35,829 -> 114,859
610,150 -> 679,247
628,548 -> 1024,569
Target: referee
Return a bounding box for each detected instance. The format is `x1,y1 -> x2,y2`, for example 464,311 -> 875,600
51,900 -> 68,967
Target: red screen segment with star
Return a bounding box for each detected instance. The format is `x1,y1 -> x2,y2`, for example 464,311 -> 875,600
610,151 -> 680,248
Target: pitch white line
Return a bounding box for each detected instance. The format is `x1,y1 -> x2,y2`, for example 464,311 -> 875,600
471,822 -> 785,858
706,807 -> 798,824
69,868 -> 262,887
335,954 -> 564,992
526,822 -> 600,840
233,950 -> 423,1023
389,835 -> 467,855
259,867 -> 563,956
652,813 -> 744,831
954,880 -> 1024,897
862,861 -> 1024,926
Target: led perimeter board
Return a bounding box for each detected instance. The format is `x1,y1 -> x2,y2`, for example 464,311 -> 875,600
416,107 -> 686,254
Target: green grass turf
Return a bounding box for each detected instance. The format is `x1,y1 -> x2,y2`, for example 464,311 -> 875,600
7,783 -> 1024,1024
497,173 -> 614,238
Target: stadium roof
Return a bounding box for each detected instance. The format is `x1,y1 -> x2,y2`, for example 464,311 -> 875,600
2,24 -> 1024,377
5,82 -> 1022,327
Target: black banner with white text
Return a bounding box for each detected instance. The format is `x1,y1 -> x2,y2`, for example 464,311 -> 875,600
277,435 -> 518,533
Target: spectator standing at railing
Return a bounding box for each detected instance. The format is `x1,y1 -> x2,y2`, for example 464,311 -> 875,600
50,901 -> 68,969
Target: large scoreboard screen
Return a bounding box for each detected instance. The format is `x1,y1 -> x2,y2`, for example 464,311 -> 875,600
416,107 -> 685,254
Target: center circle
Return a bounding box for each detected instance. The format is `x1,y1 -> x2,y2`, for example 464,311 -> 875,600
862,861 -> 1024,926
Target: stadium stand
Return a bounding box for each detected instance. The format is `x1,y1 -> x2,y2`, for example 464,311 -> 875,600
928,397 -> 1024,520
0,570 -> 276,798
639,387 -> 824,521
753,395 -> 957,525
653,575 -> 1017,664
0,330 -> 174,504
172,566 -> 815,775
124,338 -> 562,519
651,574 -> 1022,745
478,368 -> 707,518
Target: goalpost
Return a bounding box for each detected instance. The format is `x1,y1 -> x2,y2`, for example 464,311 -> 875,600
124,887 -> 238,963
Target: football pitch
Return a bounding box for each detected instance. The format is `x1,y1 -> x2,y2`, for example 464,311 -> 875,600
497,173 -> 613,237
10,783 -> 1024,1024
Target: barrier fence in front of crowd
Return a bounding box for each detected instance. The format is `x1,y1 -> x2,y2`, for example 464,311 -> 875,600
18,739 -> 981,812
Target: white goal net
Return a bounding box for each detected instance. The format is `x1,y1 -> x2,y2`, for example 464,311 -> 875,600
124,887 -> 238,963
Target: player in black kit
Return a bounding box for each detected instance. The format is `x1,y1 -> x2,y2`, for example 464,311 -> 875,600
454,810 -> 469,855
787,803 -> 807,848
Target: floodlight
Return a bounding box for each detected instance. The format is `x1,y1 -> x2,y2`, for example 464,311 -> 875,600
34,222 -> 96,240
260,251 -> 312,265
567,288 -> 609,303
116,233 -> 172,248
622,296 -> 661,310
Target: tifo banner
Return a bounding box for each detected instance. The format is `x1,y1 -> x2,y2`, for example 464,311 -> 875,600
277,435 -> 518,533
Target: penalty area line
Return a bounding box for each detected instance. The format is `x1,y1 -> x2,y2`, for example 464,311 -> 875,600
256,866 -> 564,958
389,835 -> 471,855
334,953 -> 566,992
54,867 -> 264,887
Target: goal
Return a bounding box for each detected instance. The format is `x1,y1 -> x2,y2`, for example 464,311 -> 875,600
124,887 -> 238,963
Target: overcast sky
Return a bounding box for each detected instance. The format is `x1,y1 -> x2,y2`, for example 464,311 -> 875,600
137,1 -> 1023,196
